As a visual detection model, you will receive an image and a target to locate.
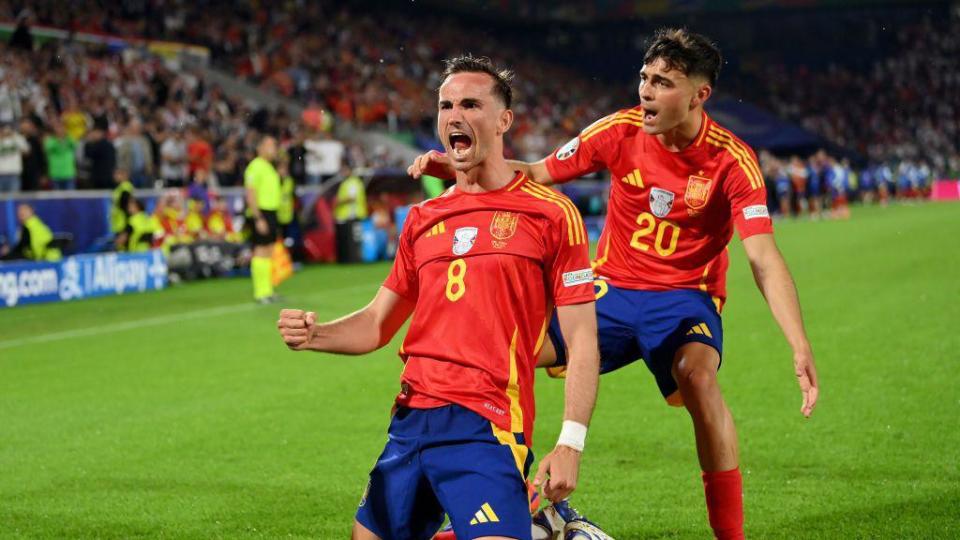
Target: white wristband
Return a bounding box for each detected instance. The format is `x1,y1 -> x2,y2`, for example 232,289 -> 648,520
556,420 -> 588,452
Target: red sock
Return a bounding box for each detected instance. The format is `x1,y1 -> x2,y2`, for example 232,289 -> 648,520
702,467 -> 744,540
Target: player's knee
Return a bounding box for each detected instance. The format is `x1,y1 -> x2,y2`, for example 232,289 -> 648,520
675,366 -> 718,398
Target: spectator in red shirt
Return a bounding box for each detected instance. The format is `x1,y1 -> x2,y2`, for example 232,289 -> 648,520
185,126 -> 213,177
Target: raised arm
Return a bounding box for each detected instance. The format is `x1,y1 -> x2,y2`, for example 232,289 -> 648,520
277,286 -> 415,355
741,233 -> 819,417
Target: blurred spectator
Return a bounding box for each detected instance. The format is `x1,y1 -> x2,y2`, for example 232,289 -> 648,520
111,169 -> 134,238
0,203 -> 61,261
205,194 -> 241,243
0,122 -> 29,192
160,128 -> 188,187
61,97 -> 89,142
303,129 -> 344,185
0,71 -> 21,125
8,10 -> 34,51
83,126 -> 117,190
121,197 -> 159,252
277,160 -> 296,236
43,121 -> 77,190
187,167 -> 212,212
285,131 -> 307,185
18,118 -> 43,191
115,119 -> 154,188
185,126 -> 213,178
334,166 -> 368,223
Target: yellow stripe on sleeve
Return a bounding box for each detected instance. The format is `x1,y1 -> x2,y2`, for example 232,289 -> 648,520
526,182 -> 586,244
579,110 -> 644,140
520,183 -> 586,246
707,128 -> 764,189
582,117 -> 644,142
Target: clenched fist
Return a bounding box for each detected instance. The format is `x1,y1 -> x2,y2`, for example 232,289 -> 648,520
277,309 -> 317,350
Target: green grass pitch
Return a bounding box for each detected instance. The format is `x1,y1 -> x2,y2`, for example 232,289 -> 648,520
1,202 -> 958,539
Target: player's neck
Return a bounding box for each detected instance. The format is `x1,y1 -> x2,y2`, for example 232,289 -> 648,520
454,158 -> 516,193
656,109 -> 703,152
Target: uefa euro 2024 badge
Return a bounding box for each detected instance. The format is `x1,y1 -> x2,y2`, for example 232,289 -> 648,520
452,227 -> 479,255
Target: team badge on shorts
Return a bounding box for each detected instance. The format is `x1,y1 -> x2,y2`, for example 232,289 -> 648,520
649,187 -> 675,218
684,175 -> 713,215
489,211 -> 519,249
453,227 -> 479,255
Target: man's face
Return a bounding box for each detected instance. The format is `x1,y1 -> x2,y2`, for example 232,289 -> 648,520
637,58 -> 706,134
16,205 -> 31,223
259,137 -> 278,160
437,72 -> 512,172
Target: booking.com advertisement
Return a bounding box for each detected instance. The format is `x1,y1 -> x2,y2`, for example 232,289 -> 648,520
0,250 -> 167,309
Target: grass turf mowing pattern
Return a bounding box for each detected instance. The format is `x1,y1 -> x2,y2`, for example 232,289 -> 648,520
1,202 -> 957,538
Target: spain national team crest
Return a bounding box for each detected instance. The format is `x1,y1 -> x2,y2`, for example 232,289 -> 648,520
649,187 -> 675,218
452,226 -> 479,255
685,175 -> 713,214
489,211 -> 519,249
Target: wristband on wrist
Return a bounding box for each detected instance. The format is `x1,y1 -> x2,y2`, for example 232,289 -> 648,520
556,420 -> 588,452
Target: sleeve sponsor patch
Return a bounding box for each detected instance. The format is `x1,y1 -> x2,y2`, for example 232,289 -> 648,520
555,137 -> 580,161
562,268 -> 594,287
742,205 -> 770,220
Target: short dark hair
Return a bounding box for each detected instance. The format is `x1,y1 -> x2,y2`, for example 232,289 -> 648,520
643,28 -> 722,86
440,55 -> 514,108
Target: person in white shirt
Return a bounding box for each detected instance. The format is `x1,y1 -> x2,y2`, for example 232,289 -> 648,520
303,130 -> 344,185
160,129 -> 189,187
0,123 -> 29,193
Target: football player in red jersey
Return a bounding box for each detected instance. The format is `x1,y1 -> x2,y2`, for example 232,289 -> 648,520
410,29 -> 819,539
279,56 -> 600,540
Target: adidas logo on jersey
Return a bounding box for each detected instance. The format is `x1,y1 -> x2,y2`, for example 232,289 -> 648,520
620,169 -> 644,188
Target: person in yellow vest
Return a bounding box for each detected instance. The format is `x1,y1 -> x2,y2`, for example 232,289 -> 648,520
334,165 -> 368,223
183,198 -> 206,241
1,204 -> 62,261
245,135 -> 282,303
111,169 -> 135,244
124,198 -> 160,253
277,160 -> 296,234
205,194 -> 242,243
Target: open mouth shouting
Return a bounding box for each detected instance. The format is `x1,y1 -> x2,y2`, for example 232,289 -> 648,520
643,106 -> 659,125
447,130 -> 474,160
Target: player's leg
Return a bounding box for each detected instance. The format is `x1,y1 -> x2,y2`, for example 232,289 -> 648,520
637,290 -> 742,540
356,407 -> 447,540
420,405 -> 533,540
672,343 -> 738,470
672,343 -> 743,540
250,211 -> 278,302
540,280 -> 641,374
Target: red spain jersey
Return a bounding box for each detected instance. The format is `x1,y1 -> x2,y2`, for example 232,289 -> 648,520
383,173 -> 594,445
545,106 -> 773,303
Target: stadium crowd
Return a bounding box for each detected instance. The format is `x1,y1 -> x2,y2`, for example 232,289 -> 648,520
8,0 -> 616,162
0,36 -> 368,194
749,8 -> 960,180
5,1 -> 958,181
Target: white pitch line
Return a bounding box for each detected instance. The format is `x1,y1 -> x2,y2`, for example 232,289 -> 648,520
0,282 -> 379,351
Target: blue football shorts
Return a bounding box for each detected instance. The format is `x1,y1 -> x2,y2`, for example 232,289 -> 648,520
548,282 -> 723,405
355,404 -> 533,540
